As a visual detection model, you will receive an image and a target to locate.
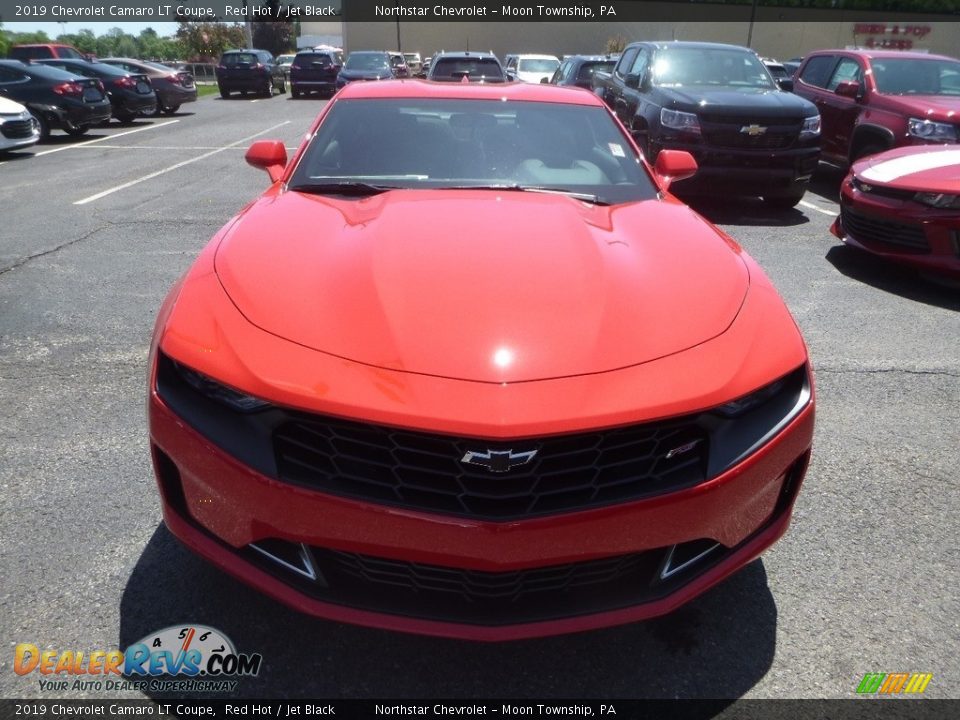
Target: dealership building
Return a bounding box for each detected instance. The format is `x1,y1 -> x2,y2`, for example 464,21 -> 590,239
302,10 -> 959,61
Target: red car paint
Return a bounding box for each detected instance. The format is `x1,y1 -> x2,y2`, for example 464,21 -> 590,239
148,80 -> 815,639
833,145 -> 960,280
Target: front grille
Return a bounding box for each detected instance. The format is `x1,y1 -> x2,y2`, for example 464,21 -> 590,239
852,176 -> 915,200
274,415 -> 707,520
700,114 -> 798,126
841,205 -> 929,253
703,127 -> 798,149
245,540 -> 726,625
0,119 -> 34,139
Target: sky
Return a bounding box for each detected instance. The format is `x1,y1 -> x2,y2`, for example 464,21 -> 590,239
3,21 -> 184,38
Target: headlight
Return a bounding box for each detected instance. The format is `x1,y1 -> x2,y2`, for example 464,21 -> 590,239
713,377 -> 787,418
174,361 -> 270,412
660,108 -> 701,134
907,117 -> 958,141
914,192 -> 960,209
799,115 -> 821,138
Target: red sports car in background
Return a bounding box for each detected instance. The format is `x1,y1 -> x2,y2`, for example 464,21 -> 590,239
833,145 -> 960,281
148,81 -> 815,640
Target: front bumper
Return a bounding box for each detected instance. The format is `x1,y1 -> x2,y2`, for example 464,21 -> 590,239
0,114 -> 40,150
149,385 -> 813,640
656,136 -> 820,195
833,176 -> 960,280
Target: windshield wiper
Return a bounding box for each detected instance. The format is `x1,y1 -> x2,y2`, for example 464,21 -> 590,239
443,184 -> 608,205
287,181 -> 398,197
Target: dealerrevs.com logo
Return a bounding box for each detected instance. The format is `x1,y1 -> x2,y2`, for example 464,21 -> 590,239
14,625 -> 262,693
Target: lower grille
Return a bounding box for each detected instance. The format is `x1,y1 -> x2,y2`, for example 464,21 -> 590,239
0,119 -> 34,139
274,415 -> 707,521
703,127 -> 797,149
842,205 -> 929,253
246,540 -> 726,625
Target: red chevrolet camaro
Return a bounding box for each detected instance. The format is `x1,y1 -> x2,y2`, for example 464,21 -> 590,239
148,80 -> 815,640
833,144 -> 960,281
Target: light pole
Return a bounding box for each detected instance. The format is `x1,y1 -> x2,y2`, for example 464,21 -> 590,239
746,0 -> 759,49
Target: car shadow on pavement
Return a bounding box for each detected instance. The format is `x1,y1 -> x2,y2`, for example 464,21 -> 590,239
119,523 -> 777,706
825,245 -> 960,311
685,197 -> 810,228
805,164 -> 846,205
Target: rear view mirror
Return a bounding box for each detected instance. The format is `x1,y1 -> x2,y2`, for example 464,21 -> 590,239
654,150 -> 698,191
245,140 -> 287,183
540,77 -> 549,84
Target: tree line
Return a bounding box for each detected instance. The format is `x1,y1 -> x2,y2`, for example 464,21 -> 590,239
0,21 -> 297,62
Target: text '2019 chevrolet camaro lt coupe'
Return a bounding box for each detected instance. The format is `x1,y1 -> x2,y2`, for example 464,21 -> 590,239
148,80 -> 815,641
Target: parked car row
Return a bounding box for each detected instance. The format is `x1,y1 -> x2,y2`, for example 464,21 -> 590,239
0,55 -> 197,146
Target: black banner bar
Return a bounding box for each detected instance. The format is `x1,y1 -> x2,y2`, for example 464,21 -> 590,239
0,0 -> 957,23
2,700 -> 959,720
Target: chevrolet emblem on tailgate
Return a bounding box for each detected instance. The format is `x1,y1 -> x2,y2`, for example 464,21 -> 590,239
462,449 -> 538,473
740,124 -> 768,136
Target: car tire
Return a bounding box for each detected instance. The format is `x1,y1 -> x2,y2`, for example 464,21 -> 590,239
763,186 -> 807,210
162,104 -> 181,115
63,123 -> 90,137
291,88 -> 300,99
29,110 -> 50,142
220,88 -> 230,99
115,112 -> 136,124
263,81 -> 273,98
277,80 -> 286,94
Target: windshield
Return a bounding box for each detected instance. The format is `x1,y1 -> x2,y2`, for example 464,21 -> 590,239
518,58 -> 560,73
288,98 -> 658,205
653,47 -> 775,89
345,53 -> 389,71
871,57 -> 960,96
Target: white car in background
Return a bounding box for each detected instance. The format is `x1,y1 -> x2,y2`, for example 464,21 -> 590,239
0,96 -> 40,153
506,54 -> 561,83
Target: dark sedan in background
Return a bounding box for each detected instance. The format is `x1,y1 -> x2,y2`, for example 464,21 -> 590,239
36,58 -> 156,122
0,60 -> 112,139
100,58 -> 197,115
547,54 -> 619,89
216,49 -> 286,98
336,51 -> 401,89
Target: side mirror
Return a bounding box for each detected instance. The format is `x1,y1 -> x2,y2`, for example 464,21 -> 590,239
654,150 -> 697,191
776,78 -> 794,92
245,140 -> 287,183
624,72 -> 640,89
834,80 -> 862,100
540,77 -> 550,84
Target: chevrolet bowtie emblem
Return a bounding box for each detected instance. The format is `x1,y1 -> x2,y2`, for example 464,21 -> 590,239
740,124 -> 768,136
461,449 -> 538,473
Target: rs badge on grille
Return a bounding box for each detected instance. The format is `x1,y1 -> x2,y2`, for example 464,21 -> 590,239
461,449 -> 538,473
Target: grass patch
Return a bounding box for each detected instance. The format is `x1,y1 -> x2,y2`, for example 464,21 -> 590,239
196,84 -> 220,98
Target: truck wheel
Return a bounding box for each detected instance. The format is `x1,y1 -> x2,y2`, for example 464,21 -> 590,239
851,144 -> 885,163
763,186 -> 807,210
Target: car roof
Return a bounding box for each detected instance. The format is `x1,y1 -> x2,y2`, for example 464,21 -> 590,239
0,59 -> 85,79
806,48 -> 958,62
337,78 -> 604,105
644,41 -> 756,53
515,54 -> 560,60
433,51 -> 499,61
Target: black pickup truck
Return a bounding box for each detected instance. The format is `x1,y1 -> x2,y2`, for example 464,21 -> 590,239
593,41 -> 822,208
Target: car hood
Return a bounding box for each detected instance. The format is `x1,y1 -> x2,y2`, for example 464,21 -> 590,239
215,190 -> 749,383
854,145 -> 960,194
660,86 -> 816,117
0,96 -> 28,114
876,93 -> 960,123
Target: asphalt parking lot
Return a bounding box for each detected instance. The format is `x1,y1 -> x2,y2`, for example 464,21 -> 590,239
1,93 -> 958,702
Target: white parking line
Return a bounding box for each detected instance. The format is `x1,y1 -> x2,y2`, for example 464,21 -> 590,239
799,199 -> 838,217
73,121 -> 291,205
34,120 -> 180,157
